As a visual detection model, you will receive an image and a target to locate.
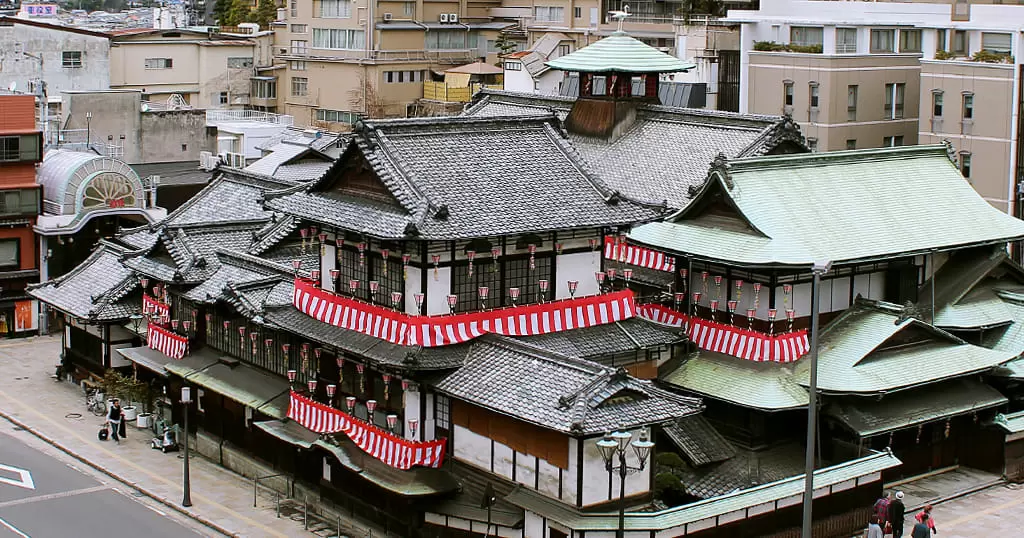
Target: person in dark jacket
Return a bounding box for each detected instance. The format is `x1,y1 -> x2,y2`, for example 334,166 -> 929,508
107,399 -> 123,444
911,513 -> 932,538
890,491 -> 907,538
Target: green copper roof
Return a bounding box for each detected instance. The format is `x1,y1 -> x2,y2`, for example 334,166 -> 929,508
545,31 -> 695,73
993,410 -> 1024,434
934,285 -> 1015,330
662,352 -> 808,410
630,146 -> 1024,268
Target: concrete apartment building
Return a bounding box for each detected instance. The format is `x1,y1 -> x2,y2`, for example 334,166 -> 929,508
109,27 -> 273,110
726,0 -> 1024,217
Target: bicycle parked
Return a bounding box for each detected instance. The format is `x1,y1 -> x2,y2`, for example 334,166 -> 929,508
84,386 -> 106,416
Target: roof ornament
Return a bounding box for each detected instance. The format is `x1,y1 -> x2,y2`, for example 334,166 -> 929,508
941,138 -> 957,166
608,5 -> 631,33
895,300 -> 924,324
710,152 -> 733,190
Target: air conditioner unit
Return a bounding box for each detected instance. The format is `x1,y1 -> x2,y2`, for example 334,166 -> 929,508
383,12 -> 392,21
440,13 -> 449,22
449,13 -> 458,22
199,151 -> 217,171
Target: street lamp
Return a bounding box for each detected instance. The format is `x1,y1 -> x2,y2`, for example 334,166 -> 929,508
800,259 -> 831,538
596,429 -> 654,538
180,386 -> 193,508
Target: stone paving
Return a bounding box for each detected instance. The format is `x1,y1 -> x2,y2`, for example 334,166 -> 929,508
912,482 -> 1024,537
0,335 -> 380,538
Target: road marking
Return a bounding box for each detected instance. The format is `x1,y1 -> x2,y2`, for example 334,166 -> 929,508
0,464 -> 33,490
939,486 -> 1024,529
0,516 -> 29,538
0,389 -> 289,538
0,485 -> 109,509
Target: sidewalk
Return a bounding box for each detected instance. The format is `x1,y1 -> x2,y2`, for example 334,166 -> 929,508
0,336 -> 365,538
886,466 -> 1005,511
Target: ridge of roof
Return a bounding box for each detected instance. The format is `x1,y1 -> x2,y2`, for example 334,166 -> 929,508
728,143 -> 951,172
216,248 -> 301,277
249,215 -> 299,255
29,239 -> 128,292
0,15 -> 111,38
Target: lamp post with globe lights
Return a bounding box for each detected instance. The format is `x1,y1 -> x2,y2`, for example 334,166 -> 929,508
596,429 -> 655,538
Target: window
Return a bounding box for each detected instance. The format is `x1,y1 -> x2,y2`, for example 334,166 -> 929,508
312,28 -> 364,49
592,75 -> 607,96
0,239 -> 17,268
0,189 -> 39,217
870,29 -> 895,53
504,61 -> 522,71
899,29 -> 922,53
291,76 -> 308,96
435,394 -> 451,430
0,134 -> 40,162
962,93 -> 974,120
884,83 -> 905,119
384,70 -> 424,83
290,23 -> 307,33
290,0 -> 297,16
318,0 -> 352,17
426,30 -> 474,49
807,137 -> 818,152
835,28 -> 857,53
790,26 -> 823,48
982,32 -> 1012,54
953,30 -> 967,55
290,60 -> 306,71
574,6 -> 581,18
227,57 -> 253,69
808,82 -> 819,109
847,85 -> 858,121
783,80 -> 794,107
144,58 -> 173,69
846,139 -> 857,150
290,40 -> 308,54
315,108 -> 360,124
251,79 -> 277,99
960,152 -> 972,178
557,44 -> 571,58
534,6 -> 564,23
218,92 -> 229,105
932,91 -> 943,117
402,1 -> 415,16
883,135 -> 904,147
936,29 -> 947,52
61,51 -> 82,68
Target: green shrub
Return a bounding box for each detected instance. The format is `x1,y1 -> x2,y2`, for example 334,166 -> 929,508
656,452 -> 687,470
971,50 -> 1011,63
752,41 -> 821,53
935,50 -> 954,60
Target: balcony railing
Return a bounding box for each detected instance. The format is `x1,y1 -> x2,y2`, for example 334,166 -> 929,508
283,49 -> 477,63
206,109 -> 295,126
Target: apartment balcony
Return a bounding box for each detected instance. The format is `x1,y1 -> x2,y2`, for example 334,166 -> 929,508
205,109 -> 295,127
279,49 -> 478,65
753,41 -> 822,54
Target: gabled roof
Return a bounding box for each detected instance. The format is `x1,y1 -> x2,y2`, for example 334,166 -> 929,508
435,337 -> 702,435
630,146 -> 1024,267
159,169 -> 285,227
662,351 -> 808,411
517,317 -> 685,361
244,142 -> 334,180
29,241 -> 138,321
464,89 -> 806,209
266,115 -> 663,240
916,247 -> 1024,330
793,299 -> 1016,394
545,31 -> 695,74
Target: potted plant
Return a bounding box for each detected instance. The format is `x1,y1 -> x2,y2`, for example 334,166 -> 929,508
136,382 -> 157,429
102,370 -> 143,422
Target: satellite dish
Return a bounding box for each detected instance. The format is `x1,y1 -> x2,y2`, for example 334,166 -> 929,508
7,82 -> 16,92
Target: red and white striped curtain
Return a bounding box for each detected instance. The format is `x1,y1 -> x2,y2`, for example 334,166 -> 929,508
603,236 -> 675,272
288,392 -> 446,470
637,304 -> 809,363
143,294 -> 170,319
148,325 -> 188,360
293,278 -> 636,347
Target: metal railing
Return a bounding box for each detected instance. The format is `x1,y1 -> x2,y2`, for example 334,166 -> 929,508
205,109 -> 295,126
283,48 -> 477,63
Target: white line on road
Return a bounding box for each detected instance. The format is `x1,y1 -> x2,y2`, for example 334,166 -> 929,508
0,516 -> 29,538
0,485 -> 110,509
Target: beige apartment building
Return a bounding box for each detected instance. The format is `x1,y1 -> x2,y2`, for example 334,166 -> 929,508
110,28 -> 273,109
728,0 -> 1024,221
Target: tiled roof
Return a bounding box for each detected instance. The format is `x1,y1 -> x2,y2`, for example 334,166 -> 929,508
662,415 -> 735,467
266,115 -> 663,240
675,443 -> 804,500
464,90 -> 804,209
545,31 -> 695,74
794,299 -> 1015,394
29,241 -> 139,321
826,378 -> 1007,437
916,246 -> 1013,323
993,409 -> 1024,434
435,337 -> 701,435
631,146 -> 1024,267
661,351 -> 807,410
163,169 -> 285,227
516,317 -> 684,361
933,284 -> 1015,330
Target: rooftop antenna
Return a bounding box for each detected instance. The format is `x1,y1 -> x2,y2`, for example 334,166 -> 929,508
609,5 -> 630,32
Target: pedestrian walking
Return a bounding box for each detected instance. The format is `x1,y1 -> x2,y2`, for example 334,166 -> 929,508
911,513 -> 932,538
915,504 -> 938,534
866,516 -> 884,538
107,399 -> 123,445
873,491 -> 892,527
889,491 -> 907,538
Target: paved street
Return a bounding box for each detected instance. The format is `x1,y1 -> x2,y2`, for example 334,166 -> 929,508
0,428 -> 212,538
916,482 -> 1024,537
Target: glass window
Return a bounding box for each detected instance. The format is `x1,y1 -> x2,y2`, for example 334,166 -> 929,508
835,28 -> 857,53
790,26 -> 823,48
932,91 -> 943,117
574,6 -> 581,18
251,79 -> 277,99
318,0 -> 352,18
227,57 -> 253,68
0,239 -> 17,268
982,32 -> 1012,54
809,83 -> 819,109
534,6 -> 564,23
504,61 -> 521,71
435,394 -> 451,430
953,30 -> 967,55
846,139 -> 856,150
290,40 -> 308,54
962,93 -> 974,119
62,51 -> 82,68
426,30 -> 470,49
144,58 -> 173,69
936,29 -> 947,52
219,92 -> 229,104
291,76 -> 308,96
291,24 -> 307,33
784,81 -> 794,107
847,85 -> 858,121
82,173 -> 137,210
290,0 -> 297,17
884,135 -> 904,147
290,60 -> 306,71
960,152 -> 971,178
899,29 -> 922,52
884,83 -> 905,119
870,29 -> 895,53
312,28 -> 364,49
315,108 -> 361,124
0,135 -> 39,162
807,137 -> 818,152
0,189 -> 39,216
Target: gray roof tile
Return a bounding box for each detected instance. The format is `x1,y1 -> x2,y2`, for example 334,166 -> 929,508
29,241 -> 139,321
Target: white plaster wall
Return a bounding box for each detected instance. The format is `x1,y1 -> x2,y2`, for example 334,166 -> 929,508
321,243 -> 336,291
578,432 -> 651,507
851,271 -> 887,303
503,60 -> 535,93
554,251 -> 601,299
403,386 -> 421,441
453,425 -> 492,471
425,267 -> 452,315
423,391 -> 436,441
537,71 -> 564,95
524,511 -> 546,538
493,442 -> 514,479
404,266 -> 423,315
455,424 -> 571,504
537,458 -> 561,499
515,450 -> 537,488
